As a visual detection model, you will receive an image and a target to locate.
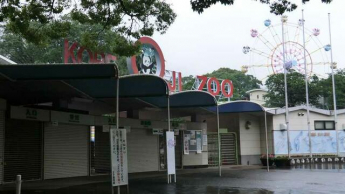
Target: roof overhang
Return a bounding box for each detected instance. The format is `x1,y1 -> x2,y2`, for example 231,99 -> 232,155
208,101 -> 265,113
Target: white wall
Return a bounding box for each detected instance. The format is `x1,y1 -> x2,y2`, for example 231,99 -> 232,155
239,113 -> 261,155
260,115 -> 274,155
249,91 -> 267,106
272,110 -> 341,131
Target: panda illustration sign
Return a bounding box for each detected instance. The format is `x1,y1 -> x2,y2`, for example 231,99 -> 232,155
128,37 -> 165,77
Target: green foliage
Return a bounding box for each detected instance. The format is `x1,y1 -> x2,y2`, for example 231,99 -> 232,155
205,68 -> 261,101
181,75 -> 196,91
0,0 -> 176,56
182,68 -> 262,101
191,0 -> 331,15
0,21 -> 129,75
264,71 -> 320,108
318,70 -> 345,110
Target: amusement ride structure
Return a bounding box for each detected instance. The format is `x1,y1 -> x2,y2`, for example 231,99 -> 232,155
241,16 -> 335,80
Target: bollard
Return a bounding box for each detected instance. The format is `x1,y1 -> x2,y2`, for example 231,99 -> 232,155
16,175 -> 21,194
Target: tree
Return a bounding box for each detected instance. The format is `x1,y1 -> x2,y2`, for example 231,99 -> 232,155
0,20 -> 129,75
181,75 -> 196,91
0,1 -> 176,56
183,68 -> 262,101
264,71 -> 320,108
191,0 -> 332,15
318,70 -> 345,110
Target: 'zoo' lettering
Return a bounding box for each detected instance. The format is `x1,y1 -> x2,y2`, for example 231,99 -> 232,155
197,76 -> 234,97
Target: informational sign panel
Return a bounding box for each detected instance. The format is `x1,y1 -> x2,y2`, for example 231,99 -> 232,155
183,130 -> 203,153
166,131 -> 176,175
51,111 -> 95,125
196,131 -> 202,153
203,135 -> 208,146
10,106 -> 50,121
184,134 -> 190,155
110,127 -> 128,186
274,130 -> 338,155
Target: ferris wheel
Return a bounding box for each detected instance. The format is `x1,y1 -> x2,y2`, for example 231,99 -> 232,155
242,16 -> 334,80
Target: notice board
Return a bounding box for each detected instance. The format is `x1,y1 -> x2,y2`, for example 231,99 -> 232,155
183,130 -> 203,154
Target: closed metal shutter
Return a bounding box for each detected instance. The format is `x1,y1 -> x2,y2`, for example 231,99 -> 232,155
94,126 -> 110,173
44,123 -> 89,179
0,111 -> 4,184
220,133 -> 237,165
4,119 -> 42,182
94,127 -> 159,173
128,128 -> 159,173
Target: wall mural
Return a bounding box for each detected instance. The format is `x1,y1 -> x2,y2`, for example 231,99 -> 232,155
274,130 -> 342,155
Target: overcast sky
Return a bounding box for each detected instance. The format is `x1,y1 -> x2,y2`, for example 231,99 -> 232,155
151,0 -> 345,81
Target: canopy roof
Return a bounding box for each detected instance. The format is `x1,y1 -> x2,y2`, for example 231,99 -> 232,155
0,64 -> 168,106
0,64 -> 218,113
0,64 -> 118,80
208,101 -> 265,113
139,91 -> 217,108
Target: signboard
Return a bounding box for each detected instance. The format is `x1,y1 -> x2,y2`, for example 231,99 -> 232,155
141,120 -> 152,127
110,127 -> 128,186
51,111 -> 95,125
183,130 -> 203,153
64,40 -> 117,64
153,128 -> 164,135
194,75 -> 234,98
166,131 -> 176,175
10,106 -> 50,121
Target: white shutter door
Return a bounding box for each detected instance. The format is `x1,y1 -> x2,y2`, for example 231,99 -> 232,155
0,111 -> 4,184
44,123 -> 89,179
128,128 -> 159,173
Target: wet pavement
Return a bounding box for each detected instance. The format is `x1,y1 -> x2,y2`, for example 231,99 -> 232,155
1,166 -> 345,194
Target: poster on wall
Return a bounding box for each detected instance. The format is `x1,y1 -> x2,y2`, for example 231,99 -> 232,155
202,135 -> 208,146
166,131 -> 176,175
183,130 -> 203,153
110,127 -> 128,186
184,134 -> 190,154
196,131 -> 202,153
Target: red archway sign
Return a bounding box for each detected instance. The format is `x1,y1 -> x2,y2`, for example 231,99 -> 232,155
130,37 -> 166,78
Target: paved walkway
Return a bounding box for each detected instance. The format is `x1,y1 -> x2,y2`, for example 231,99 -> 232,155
1,165 -> 345,194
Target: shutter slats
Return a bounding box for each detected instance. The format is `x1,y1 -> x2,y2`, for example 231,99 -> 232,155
44,124 -> 88,179
93,127 -> 159,174
4,119 -> 42,182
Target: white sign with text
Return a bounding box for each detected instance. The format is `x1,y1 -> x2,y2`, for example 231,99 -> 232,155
110,127 -> 128,186
166,131 -> 176,175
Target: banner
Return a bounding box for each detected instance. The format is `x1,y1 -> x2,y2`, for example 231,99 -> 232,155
184,134 -> 190,154
110,127 -> 128,186
166,131 -> 176,175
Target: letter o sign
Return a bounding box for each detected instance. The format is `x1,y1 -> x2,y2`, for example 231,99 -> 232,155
221,79 -> 234,98
207,77 -> 220,96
